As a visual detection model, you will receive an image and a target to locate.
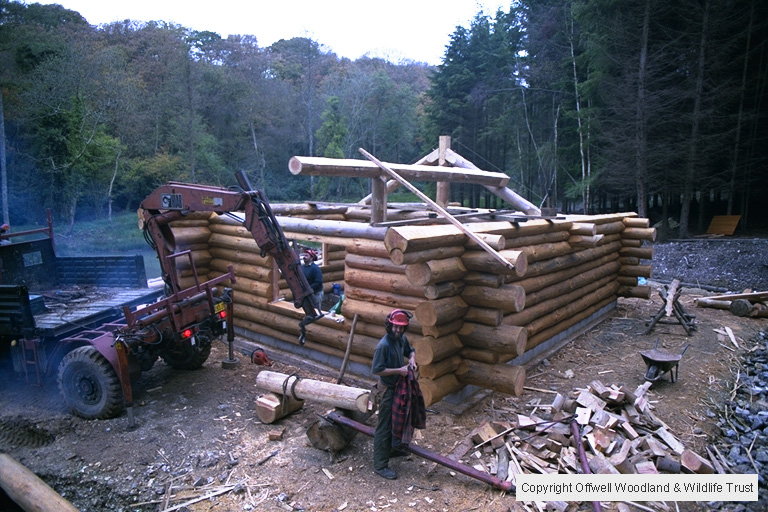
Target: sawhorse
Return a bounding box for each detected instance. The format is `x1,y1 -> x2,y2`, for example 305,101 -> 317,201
645,279 -> 696,336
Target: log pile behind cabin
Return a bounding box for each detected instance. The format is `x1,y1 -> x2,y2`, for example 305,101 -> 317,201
163,207 -> 655,407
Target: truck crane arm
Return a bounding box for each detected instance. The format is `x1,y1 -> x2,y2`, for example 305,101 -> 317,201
139,171 -> 322,343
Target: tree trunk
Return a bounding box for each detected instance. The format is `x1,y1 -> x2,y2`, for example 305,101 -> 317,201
255,370 -> 371,413
679,0 -> 710,238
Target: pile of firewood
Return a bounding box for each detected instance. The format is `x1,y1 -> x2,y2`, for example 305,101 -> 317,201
449,380 -> 723,511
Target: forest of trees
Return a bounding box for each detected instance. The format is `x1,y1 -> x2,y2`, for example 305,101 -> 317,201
1,0 -> 766,238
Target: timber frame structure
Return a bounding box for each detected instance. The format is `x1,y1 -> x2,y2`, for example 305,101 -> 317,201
165,137 -> 655,406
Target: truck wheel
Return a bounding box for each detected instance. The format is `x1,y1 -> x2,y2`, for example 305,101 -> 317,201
57,346 -> 124,419
161,335 -> 212,370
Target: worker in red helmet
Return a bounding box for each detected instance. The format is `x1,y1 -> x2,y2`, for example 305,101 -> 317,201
0,223 -> 10,245
370,309 -> 416,480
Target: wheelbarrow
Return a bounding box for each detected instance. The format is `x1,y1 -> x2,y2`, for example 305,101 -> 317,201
640,339 -> 690,383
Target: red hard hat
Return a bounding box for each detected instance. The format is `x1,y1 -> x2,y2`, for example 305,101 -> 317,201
388,309 -> 410,326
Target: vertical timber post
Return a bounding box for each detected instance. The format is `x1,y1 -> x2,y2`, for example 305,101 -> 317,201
436,135 -> 451,207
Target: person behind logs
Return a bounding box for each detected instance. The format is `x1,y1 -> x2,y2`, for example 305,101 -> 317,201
370,309 -> 417,480
299,250 -> 323,311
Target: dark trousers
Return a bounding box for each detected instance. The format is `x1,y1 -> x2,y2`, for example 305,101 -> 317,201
373,386 -> 394,470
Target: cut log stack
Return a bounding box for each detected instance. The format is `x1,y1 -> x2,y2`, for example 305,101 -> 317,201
166,207 -> 654,408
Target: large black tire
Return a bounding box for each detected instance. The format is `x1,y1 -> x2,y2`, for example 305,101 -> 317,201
160,335 -> 212,370
57,346 -> 124,419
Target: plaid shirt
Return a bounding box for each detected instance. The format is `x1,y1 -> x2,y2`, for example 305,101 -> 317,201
391,368 -> 426,446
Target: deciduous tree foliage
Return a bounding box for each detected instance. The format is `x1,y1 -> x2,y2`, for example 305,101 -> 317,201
0,0 -> 766,234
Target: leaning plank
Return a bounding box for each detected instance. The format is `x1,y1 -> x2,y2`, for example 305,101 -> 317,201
700,291 -> 768,302
256,370 -> 371,413
0,453 -> 79,512
362,148 -> 517,272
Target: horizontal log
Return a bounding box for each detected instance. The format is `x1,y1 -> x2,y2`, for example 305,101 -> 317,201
461,283 -> 526,313
289,156 -> 510,187
523,260 -> 621,308
388,245 -> 465,266
415,296 -> 469,326
506,274 -> 617,331
456,360 -> 526,396
694,297 -> 732,310
459,322 -> 527,356
503,219 -> 573,237
256,370 -> 370,412
568,235 -> 604,248
465,232 -> 506,250
622,227 -> 657,242
464,306 -> 503,327
594,221 -> 626,235
209,232 -> 262,253
619,264 -> 652,278
522,241 -> 574,262
464,271 -> 504,288
406,256 -> 467,286
345,284 -> 425,310
504,230 -> 571,248
269,203 -> 349,216
461,249 -> 528,276
617,276 -> 639,286
345,253 -> 406,273
623,217 -> 650,228
621,238 -> 642,247
209,246 -> 272,267
460,347 -> 501,364
342,238 -> 391,258
509,241 -> 621,280
569,223 -> 597,236
564,213 -> 638,225
619,256 -> 640,266
420,318 -> 463,337
419,373 -> 462,406
384,221 -> 515,253
223,273 -> 274,298
525,286 -> 618,346
410,334 -> 463,365
236,303 -> 378,357
237,318 -> 372,367
425,281 -> 465,300
342,298 -> 422,329
618,285 -> 652,299
619,246 -> 653,259
210,258 -> 273,281
515,252 -> 619,294
419,355 -> 463,380
345,267 -> 425,297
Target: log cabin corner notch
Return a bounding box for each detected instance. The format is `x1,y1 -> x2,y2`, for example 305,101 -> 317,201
164,139 -> 656,407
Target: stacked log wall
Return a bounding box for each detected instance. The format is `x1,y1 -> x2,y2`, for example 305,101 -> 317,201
170,209 -> 654,408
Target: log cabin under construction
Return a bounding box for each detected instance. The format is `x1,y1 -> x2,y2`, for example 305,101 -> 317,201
162,140 -> 655,407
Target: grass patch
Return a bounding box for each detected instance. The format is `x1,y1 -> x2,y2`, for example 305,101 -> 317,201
52,212 -> 148,256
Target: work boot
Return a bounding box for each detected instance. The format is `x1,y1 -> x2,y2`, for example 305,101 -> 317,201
375,467 -> 397,480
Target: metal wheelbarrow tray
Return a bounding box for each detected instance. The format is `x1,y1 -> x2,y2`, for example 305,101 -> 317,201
640,342 -> 690,383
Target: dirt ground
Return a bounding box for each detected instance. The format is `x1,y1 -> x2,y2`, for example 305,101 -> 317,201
1,241 -> 767,512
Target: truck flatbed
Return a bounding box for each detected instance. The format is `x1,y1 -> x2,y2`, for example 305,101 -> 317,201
31,286 -> 164,339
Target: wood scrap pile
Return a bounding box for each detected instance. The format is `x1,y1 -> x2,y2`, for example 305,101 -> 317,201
451,381 -> 722,510
695,291 -> 768,318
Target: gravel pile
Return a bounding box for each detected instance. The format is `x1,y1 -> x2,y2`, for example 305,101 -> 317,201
708,330 -> 768,512
650,239 -> 768,292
